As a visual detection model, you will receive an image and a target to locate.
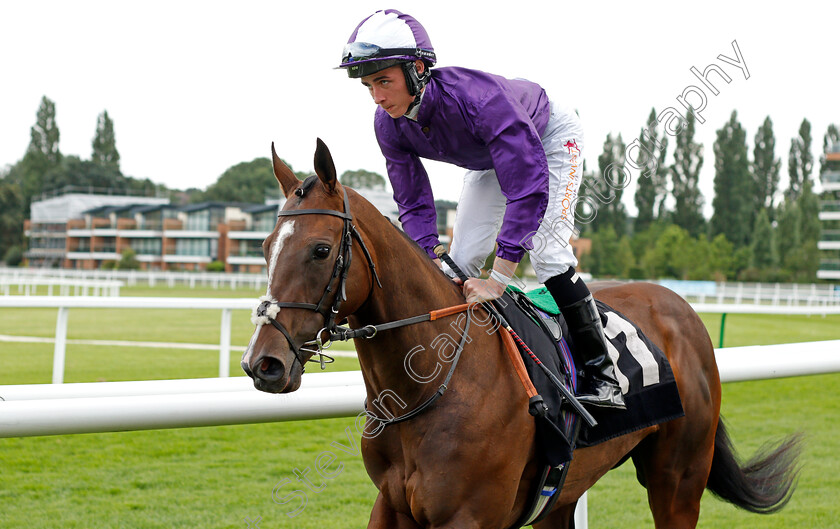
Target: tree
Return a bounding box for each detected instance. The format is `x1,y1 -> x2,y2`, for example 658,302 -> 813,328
775,179 -> 820,281
707,234 -> 735,281
91,110 -> 121,174
206,260 -> 225,272
798,179 -> 820,244
634,159 -> 657,233
118,248 -> 140,270
776,200 -> 801,267
753,116 -> 781,221
42,155 -> 128,193
584,225 -> 634,278
27,96 -> 61,166
728,245 -> 752,280
340,169 -> 386,190
0,180 -> 24,258
710,110 -> 753,248
633,108 -> 669,232
202,157 -> 305,203
750,209 -> 777,270
575,163 -> 598,233
787,118 -> 813,201
629,220 -> 667,269
796,179 -> 820,281
586,133 -> 627,235
641,224 -> 695,279
3,245 -> 23,267
125,176 -> 168,198
615,236 -> 635,279
10,96 -> 63,207
670,112 -> 705,237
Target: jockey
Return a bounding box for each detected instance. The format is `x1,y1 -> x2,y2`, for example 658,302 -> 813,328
338,10 -> 624,409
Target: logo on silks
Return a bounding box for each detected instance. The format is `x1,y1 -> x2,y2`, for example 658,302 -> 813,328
563,139 -> 579,154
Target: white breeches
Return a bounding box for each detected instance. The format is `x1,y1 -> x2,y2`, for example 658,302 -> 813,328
448,102 -> 585,283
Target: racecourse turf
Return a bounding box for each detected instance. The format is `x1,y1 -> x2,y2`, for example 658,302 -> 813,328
1,284 -> 838,528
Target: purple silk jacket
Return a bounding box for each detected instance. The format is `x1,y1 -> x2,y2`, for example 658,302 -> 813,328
374,66 -> 552,262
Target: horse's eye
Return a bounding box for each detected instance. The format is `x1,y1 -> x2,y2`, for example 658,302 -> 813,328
313,245 -> 331,260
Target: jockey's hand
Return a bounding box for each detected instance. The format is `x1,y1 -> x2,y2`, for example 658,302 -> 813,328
460,276 -> 506,304
433,258 -> 443,269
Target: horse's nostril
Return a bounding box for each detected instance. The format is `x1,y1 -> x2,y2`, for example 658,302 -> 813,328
241,361 -> 254,378
255,356 -> 285,381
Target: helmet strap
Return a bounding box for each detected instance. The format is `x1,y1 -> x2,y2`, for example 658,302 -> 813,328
402,61 -> 430,115
405,94 -> 422,117
402,61 -> 430,96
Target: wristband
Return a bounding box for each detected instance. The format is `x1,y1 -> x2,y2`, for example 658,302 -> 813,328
489,269 -> 512,287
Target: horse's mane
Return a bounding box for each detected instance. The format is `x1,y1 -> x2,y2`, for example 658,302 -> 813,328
385,216 -> 430,257
346,186 -> 458,290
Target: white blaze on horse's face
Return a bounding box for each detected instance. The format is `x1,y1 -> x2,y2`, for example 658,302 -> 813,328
266,219 -> 296,297
241,219 -> 296,365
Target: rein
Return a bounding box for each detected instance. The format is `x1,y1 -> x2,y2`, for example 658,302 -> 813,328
254,186 -> 476,427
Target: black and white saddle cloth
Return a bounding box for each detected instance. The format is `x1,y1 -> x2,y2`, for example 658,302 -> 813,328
577,298 -> 685,447
496,288 -> 685,453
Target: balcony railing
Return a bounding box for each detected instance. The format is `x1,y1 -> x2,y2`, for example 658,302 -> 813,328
92,246 -> 117,253
821,171 -> 840,184
27,223 -> 68,233
820,201 -> 840,213
820,230 -> 840,242
818,260 -> 840,271
229,226 -> 274,232
118,221 -> 164,231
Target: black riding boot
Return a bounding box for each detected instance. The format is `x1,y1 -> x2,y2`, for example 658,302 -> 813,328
560,295 -> 625,409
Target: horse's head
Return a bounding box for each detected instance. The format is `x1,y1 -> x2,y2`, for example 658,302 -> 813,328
241,139 -> 378,393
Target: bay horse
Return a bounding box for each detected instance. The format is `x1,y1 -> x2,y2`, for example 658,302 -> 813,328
241,139 -> 800,528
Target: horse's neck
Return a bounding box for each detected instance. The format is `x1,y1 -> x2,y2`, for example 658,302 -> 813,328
352,203 -> 463,323
348,210 -> 468,406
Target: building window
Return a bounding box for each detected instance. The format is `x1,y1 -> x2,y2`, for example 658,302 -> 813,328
130,239 -> 162,255
175,239 -> 211,257
238,240 -> 264,257
254,213 -> 276,232
186,210 -> 210,231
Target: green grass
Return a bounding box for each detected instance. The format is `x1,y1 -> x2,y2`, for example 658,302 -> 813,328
589,373 -> 840,528
1,285 -> 838,527
119,283 -> 264,299
0,418 -> 377,529
699,312 -> 840,347
0,283 -> 354,385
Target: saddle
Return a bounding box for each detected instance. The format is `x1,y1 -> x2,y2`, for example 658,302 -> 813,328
492,287 -> 685,528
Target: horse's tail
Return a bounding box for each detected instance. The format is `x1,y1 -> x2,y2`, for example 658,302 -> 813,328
705,417 -> 803,513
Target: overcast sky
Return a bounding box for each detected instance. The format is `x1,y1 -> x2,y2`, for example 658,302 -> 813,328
1,1 -> 837,216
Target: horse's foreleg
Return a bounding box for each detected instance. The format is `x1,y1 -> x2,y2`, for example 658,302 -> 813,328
367,492 -> 422,529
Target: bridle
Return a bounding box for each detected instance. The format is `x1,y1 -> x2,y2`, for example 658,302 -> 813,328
253,183 -> 474,427
254,185 -> 381,371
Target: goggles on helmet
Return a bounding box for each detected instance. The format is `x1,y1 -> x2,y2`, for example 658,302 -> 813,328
344,59 -> 404,79
341,42 -> 436,65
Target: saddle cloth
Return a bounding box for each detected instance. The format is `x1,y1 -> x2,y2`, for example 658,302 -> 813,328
497,287 -> 685,455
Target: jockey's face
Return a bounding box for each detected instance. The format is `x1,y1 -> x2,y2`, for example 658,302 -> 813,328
361,61 -> 423,119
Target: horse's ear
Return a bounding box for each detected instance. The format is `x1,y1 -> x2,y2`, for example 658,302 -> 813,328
271,142 -> 299,198
313,138 -> 339,194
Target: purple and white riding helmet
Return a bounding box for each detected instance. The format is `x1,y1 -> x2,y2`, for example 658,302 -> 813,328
338,10 -> 436,95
